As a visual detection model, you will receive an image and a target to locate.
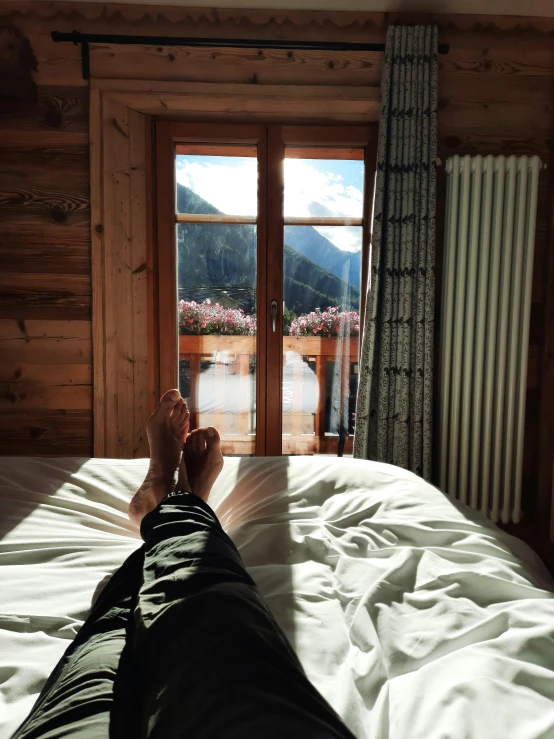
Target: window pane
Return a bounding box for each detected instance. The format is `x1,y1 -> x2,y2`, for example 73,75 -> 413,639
282,223 -> 361,456
283,157 -> 364,219
176,154 -> 257,216
177,222 -> 257,455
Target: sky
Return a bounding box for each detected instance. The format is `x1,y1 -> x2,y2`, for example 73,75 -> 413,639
175,154 -> 364,252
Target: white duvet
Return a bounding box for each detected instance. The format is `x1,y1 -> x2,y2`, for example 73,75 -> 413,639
1,455 -> 554,739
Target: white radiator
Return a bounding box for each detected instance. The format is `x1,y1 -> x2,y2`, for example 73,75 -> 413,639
439,155 -> 541,524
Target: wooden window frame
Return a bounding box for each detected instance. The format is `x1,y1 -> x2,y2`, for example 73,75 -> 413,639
156,122 -> 269,456
155,122 -> 377,457
90,79 -> 379,458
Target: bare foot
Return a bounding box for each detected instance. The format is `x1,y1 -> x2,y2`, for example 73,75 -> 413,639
177,427 -> 224,503
128,389 -> 190,526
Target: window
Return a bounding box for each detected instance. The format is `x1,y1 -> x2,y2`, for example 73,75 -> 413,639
155,123 -> 377,456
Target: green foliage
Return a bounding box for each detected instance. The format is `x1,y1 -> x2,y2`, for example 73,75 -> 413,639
283,305 -> 296,335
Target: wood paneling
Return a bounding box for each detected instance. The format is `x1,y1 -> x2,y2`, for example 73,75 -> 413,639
0,320 -> 91,364
0,3 -> 552,515
0,273 -> 91,320
0,63 -> 91,454
90,45 -> 383,88
0,409 -> 92,455
91,93 -> 150,458
0,86 -> 88,133
105,81 -> 380,123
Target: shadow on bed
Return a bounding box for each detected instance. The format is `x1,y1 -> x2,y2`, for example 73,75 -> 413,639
0,457 -> 88,543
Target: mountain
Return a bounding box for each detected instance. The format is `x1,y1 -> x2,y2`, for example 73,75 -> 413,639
284,226 -> 361,291
176,184 -> 359,315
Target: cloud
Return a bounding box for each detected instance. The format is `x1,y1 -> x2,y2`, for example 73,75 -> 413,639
176,157 -> 257,216
176,156 -> 363,251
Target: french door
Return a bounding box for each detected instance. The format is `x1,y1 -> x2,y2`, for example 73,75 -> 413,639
155,122 -> 377,456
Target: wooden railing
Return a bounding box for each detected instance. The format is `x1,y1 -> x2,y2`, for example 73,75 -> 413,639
179,334 -> 359,455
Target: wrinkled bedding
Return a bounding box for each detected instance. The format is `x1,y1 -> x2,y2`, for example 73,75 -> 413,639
1,455 -> 554,738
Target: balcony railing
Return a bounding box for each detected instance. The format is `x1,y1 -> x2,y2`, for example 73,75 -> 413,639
179,334 -> 358,455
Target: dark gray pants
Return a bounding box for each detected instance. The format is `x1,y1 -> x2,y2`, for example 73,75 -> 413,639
14,493 -> 355,739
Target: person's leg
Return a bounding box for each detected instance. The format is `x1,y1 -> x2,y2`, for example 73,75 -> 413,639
12,537 -> 144,739
13,390 -> 191,739
131,423 -> 355,739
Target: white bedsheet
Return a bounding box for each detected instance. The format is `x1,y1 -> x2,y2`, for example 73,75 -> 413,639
1,455 -> 554,739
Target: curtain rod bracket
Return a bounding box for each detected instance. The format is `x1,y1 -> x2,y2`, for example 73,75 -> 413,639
51,30 -> 449,82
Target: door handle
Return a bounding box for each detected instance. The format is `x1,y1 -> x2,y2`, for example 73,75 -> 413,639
271,300 -> 278,333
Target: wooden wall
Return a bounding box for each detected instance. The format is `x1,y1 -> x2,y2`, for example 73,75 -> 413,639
0,6 -> 552,521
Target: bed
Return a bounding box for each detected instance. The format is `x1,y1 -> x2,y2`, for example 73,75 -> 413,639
1,455 -> 554,739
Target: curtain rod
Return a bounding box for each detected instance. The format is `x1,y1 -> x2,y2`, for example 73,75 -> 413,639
51,30 -> 450,81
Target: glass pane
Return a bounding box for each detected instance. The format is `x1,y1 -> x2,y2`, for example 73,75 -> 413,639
284,157 -> 364,219
176,208 -> 257,456
176,154 -> 257,216
282,224 -> 362,456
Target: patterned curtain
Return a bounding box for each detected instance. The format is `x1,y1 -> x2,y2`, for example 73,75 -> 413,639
353,25 -> 438,480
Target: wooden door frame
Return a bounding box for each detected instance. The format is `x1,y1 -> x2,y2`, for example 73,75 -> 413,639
90,78 -> 379,458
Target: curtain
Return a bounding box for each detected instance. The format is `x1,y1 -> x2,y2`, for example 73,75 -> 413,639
353,25 -> 438,480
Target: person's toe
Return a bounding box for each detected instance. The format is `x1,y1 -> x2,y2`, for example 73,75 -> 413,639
185,428 -> 199,454
178,405 -> 190,443
195,430 -> 206,453
204,427 -> 220,448
152,389 -> 181,420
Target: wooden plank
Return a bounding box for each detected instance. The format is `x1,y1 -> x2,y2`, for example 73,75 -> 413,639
90,44 -> 382,88
2,362 -> 91,386
0,240 -> 90,275
439,102 -> 552,136
156,120 -> 179,398
286,146 -> 364,160
178,335 -> 360,357
0,221 -> 88,246
266,126 -> 284,455
0,364 -> 91,409
439,50 -> 554,79
439,74 -> 552,105
0,131 -> 88,147
12,28 -> 85,87
0,384 -> 91,410
90,84 -> 105,457
282,124 -> 373,146
255,125 -> 268,456
0,409 -> 92,456
0,319 -> 92,365
179,335 -> 256,355
103,94 -> 134,458
0,86 -> 88,133
0,184 -> 89,226
438,133 -> 550,159
284,216 -> 363,226
219,439 -> 255,456
176,213 -> 257,224
103,81 -> 381,122
0,147 -> 89,189
129,108 -> 149,458
0,273 -> 91,320
176,143 -> 256,157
